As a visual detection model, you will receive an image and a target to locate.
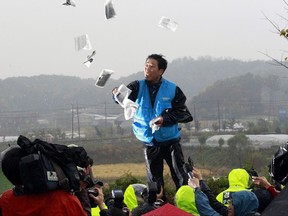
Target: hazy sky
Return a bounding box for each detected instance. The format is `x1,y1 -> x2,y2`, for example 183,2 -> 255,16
0,0 -> 287,80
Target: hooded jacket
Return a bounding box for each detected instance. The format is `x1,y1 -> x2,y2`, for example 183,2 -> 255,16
175,185 -> 200,215
123,184 -> 147,211
216,168 -> 251,206
195,189 -> 259,216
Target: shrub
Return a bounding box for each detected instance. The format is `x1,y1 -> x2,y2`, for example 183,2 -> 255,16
205,176 -> 229,196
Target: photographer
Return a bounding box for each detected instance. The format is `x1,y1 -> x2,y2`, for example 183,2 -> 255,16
0,146 -> 87,216
89,188 -> 131,216
123,183 -> 147,211
188,168 -> 261,216
74,156 -> 104,216
131,182 -> 164,216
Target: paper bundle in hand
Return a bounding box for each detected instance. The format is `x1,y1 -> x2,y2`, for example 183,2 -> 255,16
114,84 -> 138,120
149,117 -> 161,134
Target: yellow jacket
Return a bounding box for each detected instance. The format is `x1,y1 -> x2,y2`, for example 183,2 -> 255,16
216,168 -> 250,206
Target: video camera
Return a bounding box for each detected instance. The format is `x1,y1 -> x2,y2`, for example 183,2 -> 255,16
147,182 -> 158,204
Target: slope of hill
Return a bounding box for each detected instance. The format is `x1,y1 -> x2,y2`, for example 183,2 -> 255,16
0,57 -> 286,113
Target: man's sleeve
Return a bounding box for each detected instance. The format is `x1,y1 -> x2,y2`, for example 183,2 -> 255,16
127,80 -> 139,102
162,86 -> 193,126
200,180 -> 228,215
195,188 -> 221,216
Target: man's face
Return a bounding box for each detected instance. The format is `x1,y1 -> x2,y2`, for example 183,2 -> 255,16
228,204 -> 234,216
144,58 -> 163,83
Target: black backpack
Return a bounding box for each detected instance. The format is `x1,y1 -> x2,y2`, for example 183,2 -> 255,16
17,135 -> 89,194
269,142 -> 288,185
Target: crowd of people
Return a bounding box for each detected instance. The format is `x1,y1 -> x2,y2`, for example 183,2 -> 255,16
0,54 -> 286,215
0,145 -> 282,216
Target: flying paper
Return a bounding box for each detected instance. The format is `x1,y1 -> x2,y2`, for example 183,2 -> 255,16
95,69 -> 113,88
83,50 -> 96,67
75,34 -> 92,51
158,16 -> 178,32
63,0 -> 76,7
105,0 -> 116,20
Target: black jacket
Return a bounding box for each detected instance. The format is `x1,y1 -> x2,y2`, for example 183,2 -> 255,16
199,180 -> 228,216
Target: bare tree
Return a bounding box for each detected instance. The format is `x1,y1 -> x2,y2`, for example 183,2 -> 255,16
262,0 -> 288,69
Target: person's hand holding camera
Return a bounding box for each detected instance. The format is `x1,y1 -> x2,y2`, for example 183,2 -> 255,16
252,176 -> 272,189
188,177 -> 200,190
89,187 -> 106,211
192,167 -> 203,180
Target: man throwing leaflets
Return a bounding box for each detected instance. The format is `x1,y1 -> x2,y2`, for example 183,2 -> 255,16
112,54 -> 193,198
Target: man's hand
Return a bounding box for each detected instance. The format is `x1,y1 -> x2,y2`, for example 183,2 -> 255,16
192,168 -> 202,180
89,188 -> 106,210
252,176 -> 272,189
154,116 -> 163,126
188,178 -> 200,189
112,87 -> 119,96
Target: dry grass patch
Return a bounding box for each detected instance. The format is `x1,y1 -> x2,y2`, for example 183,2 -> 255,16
93,163 -> 170,180
93,163 -> 214,181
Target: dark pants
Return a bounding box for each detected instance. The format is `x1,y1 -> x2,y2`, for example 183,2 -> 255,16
144,140 -> 188,195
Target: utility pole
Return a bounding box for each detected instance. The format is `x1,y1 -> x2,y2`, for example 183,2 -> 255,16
193,103 -> 197,134
71,104 -> 74,141
77,102 -> 81,140
104,101 -> 107,129
218,100 -> 221,133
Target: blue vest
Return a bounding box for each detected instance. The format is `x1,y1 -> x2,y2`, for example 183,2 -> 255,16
132,79 -> 180,143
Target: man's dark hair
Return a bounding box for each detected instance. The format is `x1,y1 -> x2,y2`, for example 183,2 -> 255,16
146,54 -> 167,72
87,156 -> 94,166
2,147 -> 27,185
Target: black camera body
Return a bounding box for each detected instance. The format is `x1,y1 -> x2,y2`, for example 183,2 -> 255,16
112,189 -> 124,209
185,156 -> 194,179
140,182 -> 164,208
105,189 -> 129,216
88,189 -> 99,208
147,182 -> 158,204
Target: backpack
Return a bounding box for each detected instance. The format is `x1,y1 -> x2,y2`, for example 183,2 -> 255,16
17,135 -> 89,194
269,142 -> 288,185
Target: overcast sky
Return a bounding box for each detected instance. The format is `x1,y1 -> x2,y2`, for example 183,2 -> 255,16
0,0 -> 287,80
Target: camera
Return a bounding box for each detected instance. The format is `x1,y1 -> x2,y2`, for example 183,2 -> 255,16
105,189 -> 129,216
153,200 -> 164,208
147,182 -> 158,204
185,156 -> 194,179
111,189 -> 125,209
140,182 -> 164,208
78,167 -> 95,188
88,189 -> 99,208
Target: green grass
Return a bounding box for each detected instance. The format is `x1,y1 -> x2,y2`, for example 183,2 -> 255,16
0,169 -> 12,194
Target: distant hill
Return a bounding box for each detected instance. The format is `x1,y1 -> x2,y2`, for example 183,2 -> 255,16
0,57 -> 286,113
116,57 -> 288,99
